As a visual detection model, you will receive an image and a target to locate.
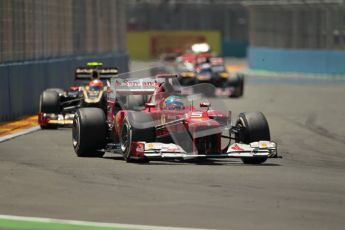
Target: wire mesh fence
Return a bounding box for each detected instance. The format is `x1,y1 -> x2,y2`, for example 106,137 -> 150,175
248,4 -> 345,50
0,0 -> 127,63
127,1 -> 249,42
127,0 -> 345,50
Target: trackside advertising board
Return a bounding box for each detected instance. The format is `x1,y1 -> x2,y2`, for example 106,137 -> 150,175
127,30 -> 221,60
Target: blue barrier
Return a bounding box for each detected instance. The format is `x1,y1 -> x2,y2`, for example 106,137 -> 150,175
222,40 -> 248,58
248,47 -> 345,75
0,53 -> 129,122
0,66 -> 11,121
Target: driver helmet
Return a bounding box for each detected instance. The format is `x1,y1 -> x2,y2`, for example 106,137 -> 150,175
89,79 -> 104,90
163,95 -> 184,110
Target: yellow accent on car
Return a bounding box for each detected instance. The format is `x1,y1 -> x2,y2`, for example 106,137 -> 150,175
146,143 -> 154,150
48,120 -> 73,125
87,62 -> 103,67
197,76 -> 210,81
181,72 -> 195,77
260,143 -> 268,148
219,72 -> 229,78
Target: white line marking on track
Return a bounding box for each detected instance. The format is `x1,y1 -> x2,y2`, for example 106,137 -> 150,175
0,126 -> 40,143
0,214 -> 214,230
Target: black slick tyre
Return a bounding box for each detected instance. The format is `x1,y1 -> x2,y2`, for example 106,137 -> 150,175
228,74 -> 244,98
46,88 -> 65,94
39,90 -> 61,129
236,74 -> 244,97
72,108 -> 106,157
179,77 -> 195,86
236,112 -> 270,164
120,112 -> 155,162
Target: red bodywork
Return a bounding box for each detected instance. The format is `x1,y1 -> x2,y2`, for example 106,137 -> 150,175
107,77 -> 228,158
182,52 -> 214,66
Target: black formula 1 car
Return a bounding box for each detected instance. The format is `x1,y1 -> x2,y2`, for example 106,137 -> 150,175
38,63 -> 118,129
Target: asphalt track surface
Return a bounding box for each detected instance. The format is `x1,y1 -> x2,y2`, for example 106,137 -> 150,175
1,69 -> 345,229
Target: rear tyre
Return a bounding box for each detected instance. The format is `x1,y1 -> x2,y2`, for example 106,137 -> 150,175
236,112 -> 270,164
72,108 -> 106,157
179,77 -> 196,86
46,88 -> 65,94
39,90 -> 61,129
120,112 -> 155,162
237,74 -> 244,97
126,95 -> 147,110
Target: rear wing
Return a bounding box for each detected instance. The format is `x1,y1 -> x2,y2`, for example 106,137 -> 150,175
109,78 -> 160,96
75,67 -> 118,80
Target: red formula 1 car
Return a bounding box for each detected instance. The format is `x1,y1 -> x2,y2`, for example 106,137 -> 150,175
38,63 -> 118,129
72,71 -> 279,164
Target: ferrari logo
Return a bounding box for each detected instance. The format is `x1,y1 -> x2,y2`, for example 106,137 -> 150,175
231,144 -> 244,151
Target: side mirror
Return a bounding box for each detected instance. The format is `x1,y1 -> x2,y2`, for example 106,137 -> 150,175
200,102 -> 211,108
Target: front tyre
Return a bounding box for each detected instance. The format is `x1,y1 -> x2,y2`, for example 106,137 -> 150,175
72,108 -> 106,157
236,112 -> 270,164
120,118 -> 134,162
119,112 -> 155,162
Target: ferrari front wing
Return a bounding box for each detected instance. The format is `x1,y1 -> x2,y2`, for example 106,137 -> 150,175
134,141 -> 278,160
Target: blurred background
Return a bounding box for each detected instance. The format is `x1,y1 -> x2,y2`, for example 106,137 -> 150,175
1,0 -> 345,121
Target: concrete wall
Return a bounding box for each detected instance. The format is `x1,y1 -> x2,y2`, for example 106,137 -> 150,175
0,53 -> 129,122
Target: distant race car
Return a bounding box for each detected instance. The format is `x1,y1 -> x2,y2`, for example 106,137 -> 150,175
72,71 -> 279,164
158,43 -> 244,97
155,42 -> 214,78
195,57 -> 244,97
178,57 -> 244,97
38,62 -> 118,129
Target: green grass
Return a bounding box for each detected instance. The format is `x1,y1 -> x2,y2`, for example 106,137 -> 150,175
0,218 -> 145,230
